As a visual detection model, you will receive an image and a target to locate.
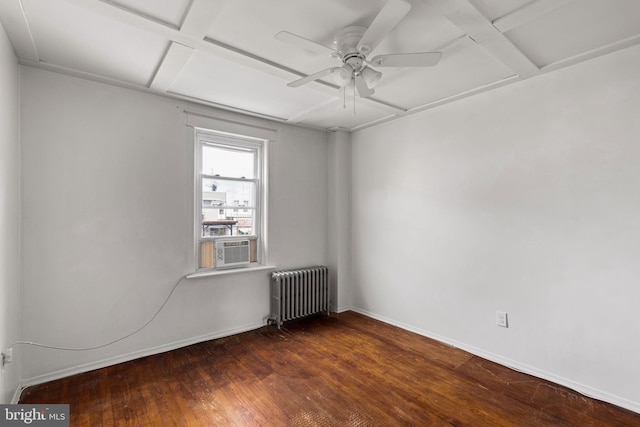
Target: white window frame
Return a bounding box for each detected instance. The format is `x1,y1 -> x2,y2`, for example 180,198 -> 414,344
194,128 -> 266,271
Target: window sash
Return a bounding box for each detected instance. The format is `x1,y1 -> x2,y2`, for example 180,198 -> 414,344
195,128 -> 264,270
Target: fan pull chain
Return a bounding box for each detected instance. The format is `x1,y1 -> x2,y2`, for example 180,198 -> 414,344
343,86 -> 346,109
353,82 -> 356,115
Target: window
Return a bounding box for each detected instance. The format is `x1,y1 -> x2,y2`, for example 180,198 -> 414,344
195,128 -> 265,270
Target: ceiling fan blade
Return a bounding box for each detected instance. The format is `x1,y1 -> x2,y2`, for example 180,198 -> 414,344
354,75 -> 374,98
275,31 -> 336,56
287,67 -> 338,88
357,0 -> 411,55
370,52 -> 442,67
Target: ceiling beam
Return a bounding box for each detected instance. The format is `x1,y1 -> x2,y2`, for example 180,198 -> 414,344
62,0 -> 185,41
492,0 -> 575,33
285,98 -> 338,124
59,1 -> 293,89
180,0 -> 224,40
0,0 -> 39,61
426,0 -> 540,78
541,33 -> 640,74
353,74 -> 521,132
149,42 -> 194,91
167,90 -> 290,123
18,55 -> 295,126
64,0 -> 319,87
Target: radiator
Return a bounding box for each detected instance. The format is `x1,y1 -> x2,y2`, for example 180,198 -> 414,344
270,266 -> 330,329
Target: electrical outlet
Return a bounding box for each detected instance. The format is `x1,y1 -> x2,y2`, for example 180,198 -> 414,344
1,348 -> 12,366
496,311 -> 508,328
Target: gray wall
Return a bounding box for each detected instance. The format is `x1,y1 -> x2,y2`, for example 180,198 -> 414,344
351,44 -> 640,412
327,130 -> 351,312
0,21 -> 21,404
19,67 -> 328,384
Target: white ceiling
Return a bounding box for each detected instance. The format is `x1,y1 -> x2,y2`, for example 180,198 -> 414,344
1,0 -> 639,131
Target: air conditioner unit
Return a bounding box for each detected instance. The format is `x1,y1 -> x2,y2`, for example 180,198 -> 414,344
215,239 -> 250,269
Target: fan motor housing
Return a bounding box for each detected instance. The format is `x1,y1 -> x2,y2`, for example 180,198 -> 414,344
334,25 -> 366,53
343,53 -> 364,71
334,26 -> 367,70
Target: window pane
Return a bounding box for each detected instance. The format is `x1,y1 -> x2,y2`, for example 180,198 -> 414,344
224,209 -> 254,235
201,178 -> 255,237
202,144 -> 254,178
200,209 -> 255,237
202,178 -> 254,207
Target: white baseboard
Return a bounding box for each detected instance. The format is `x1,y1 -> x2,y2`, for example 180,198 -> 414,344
351,307 -> 640,415
21,321 -> 265,390
11,381 -> 23,404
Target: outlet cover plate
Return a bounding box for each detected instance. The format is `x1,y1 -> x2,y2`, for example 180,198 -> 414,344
496,311 -> 508,328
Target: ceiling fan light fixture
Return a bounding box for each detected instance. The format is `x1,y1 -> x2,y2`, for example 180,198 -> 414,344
333,64 -> 353,86
276,0 -> 441,101
361,67 -> 382,88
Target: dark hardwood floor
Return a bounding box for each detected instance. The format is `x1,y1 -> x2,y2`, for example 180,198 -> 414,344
20,311 -> 640,426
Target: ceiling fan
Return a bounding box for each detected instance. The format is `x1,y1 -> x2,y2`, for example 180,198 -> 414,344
275,0 -> 441,98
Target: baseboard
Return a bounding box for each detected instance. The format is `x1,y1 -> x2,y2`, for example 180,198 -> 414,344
11,381 -> 23,404
351,307 -> 640,415
335,305 -> 352,314
21,321 -> 265,390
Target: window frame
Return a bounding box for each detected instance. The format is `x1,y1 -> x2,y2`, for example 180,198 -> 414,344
194,128 -> 266,271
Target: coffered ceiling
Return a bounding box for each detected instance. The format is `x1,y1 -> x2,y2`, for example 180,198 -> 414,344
1,0 -> 639,131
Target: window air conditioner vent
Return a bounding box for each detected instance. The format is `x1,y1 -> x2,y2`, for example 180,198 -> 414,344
215,239 -> 250,268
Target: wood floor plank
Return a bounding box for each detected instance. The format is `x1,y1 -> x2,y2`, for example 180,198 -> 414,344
19,311 -> 640,426
455,356 -> 640,427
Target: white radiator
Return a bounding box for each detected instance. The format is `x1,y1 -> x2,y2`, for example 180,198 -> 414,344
270,266 -> 330,329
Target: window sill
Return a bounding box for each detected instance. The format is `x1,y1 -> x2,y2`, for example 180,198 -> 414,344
186,265 -> 276,279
